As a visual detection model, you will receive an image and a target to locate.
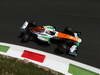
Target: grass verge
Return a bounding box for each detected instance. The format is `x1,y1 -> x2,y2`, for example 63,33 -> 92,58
68,64 -> 99,75
0,55 -> 63,75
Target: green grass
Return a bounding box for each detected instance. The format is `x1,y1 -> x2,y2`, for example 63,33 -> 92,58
68,64 -> 99,75
0,55 -> 63,75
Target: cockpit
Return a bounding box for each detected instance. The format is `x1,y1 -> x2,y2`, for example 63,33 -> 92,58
45,30 -> 56,35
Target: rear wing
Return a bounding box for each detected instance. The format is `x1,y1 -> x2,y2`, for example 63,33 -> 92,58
21,21 -> 29,30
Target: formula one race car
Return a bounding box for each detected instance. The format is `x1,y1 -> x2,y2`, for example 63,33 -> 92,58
19,21 -> 82,56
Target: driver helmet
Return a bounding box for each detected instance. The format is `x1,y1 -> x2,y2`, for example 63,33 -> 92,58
44,26 -> 55,35
44,26 -> 55,31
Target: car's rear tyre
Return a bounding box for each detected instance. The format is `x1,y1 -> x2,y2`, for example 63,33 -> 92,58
21,33 -> 30,42
26,19 -> 37,28
27,22 -> 36,28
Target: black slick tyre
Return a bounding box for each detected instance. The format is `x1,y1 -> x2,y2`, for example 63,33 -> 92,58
21,33 -> 30,42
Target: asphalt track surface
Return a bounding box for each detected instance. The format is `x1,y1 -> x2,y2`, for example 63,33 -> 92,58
0,0 -> 100,69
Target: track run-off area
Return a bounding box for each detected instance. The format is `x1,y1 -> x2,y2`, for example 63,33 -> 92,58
0,42 -> 100,75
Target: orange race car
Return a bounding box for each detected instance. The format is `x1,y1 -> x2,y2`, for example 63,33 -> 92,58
19,21 -> 82,56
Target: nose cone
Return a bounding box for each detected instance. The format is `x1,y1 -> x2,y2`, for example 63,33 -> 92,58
78,38 -> 82,43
